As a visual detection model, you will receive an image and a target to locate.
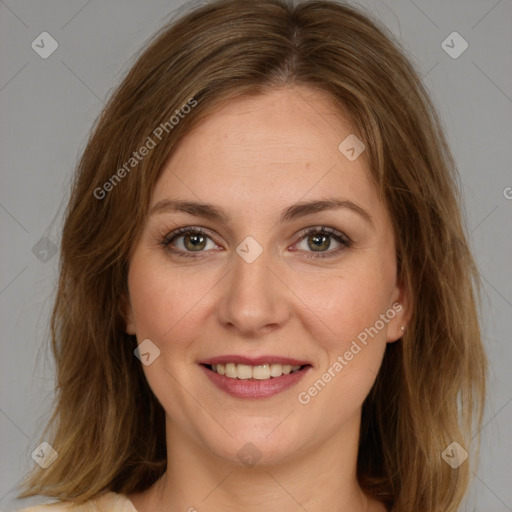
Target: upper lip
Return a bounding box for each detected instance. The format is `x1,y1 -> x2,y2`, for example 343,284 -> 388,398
199,355 -> 311,366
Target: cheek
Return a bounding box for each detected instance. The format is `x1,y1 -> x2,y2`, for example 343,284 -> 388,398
293,259 -> 394,346
126,256 -> 212,410
295,282 -> 389,426
292,257 -> 394,405
127,255 -> 212,345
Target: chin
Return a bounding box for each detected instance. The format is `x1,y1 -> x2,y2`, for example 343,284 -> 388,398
201,423 -> 308,469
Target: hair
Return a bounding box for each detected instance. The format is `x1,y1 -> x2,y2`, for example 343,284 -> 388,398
17,0 -> 487,510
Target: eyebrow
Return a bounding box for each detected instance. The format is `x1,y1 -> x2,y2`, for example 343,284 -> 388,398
149,197 -> 373,226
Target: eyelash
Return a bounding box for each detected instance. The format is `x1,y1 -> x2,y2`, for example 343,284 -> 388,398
161,226 -> 352,260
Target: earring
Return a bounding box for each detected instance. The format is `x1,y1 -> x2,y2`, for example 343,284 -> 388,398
400,325 -> 405,332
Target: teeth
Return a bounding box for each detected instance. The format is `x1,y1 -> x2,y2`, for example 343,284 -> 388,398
225,363 -> 237,378
237,364 -> 253,380
271,363 -> 291,376
253,364 -> 270,380
209,363 -> 302,380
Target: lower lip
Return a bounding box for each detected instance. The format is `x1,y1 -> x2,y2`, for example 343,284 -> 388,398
200,364 -> 311,399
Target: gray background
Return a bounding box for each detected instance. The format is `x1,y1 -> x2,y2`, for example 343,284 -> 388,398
0,0 -> 511,510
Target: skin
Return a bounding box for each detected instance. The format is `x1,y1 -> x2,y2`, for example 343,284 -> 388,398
124,85 -> 410,512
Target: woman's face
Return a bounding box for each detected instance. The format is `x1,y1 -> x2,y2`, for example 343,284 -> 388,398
125,86 -> 408,466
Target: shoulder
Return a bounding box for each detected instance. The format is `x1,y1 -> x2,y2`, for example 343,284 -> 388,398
17,492 -> 137,512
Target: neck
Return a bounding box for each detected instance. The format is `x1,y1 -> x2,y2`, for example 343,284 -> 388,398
136,411 -> 372,512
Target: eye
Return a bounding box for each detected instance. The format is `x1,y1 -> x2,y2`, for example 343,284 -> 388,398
161,226 -> 219,258
161,225 -> 352,260
293,226 -> 352,259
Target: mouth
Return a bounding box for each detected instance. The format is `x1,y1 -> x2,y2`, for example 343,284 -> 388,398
198,357 -> 312,399
202,362 -> 308,380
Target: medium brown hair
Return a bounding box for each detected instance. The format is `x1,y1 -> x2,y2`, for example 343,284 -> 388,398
17,1 -> 486,510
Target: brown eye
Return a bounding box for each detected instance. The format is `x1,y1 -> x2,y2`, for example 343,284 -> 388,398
307,232 -> 331,252
182,232 -> 208,251
294,226 -> 351,259
162,227 -> 218,258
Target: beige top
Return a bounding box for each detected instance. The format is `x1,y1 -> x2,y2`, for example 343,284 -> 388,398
17,492 -> 138,512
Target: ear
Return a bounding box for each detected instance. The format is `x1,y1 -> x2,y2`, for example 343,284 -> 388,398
119,293 -> 136,335
386,280 -> 412,344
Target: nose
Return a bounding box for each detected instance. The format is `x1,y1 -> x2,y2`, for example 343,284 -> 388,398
216,242 -> 291,337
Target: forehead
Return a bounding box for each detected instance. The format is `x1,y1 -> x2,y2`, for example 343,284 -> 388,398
152,86 -> 385,229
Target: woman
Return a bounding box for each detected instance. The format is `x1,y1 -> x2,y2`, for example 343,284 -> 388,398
16,0 -> 487,510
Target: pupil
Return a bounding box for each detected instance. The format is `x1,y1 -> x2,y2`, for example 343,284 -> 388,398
310,233 -> 329,251
186,234 -> 206,250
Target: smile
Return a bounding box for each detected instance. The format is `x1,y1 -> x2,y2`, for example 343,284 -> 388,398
205,363 -> 303,380
199,358 -> 312,399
